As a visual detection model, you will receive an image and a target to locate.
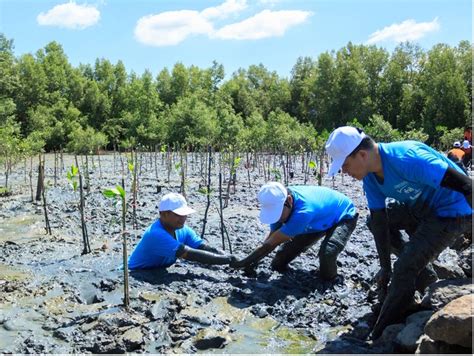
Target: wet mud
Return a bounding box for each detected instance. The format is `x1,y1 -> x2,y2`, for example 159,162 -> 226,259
0,153 -> 443,353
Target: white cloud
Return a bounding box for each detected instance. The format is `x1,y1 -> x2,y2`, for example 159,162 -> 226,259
135,10 -> 213,47
201,0 -> 247,20
37,2 -> 100,29
212,10 -> 312,40
366,18 -> 440,44
134,1 -> 311,46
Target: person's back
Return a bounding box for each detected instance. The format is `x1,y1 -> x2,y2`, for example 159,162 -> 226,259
270,185 -> 356,235
363,140 -> 471,218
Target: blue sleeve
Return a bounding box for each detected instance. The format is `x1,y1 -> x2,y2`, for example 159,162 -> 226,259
183,226 -> 203,249
363,178 -> 386,210
270,222 -> 282,232
279,213 -> 311,237
401,146 -> 449,188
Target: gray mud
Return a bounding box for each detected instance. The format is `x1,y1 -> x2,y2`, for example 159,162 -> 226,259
0,153 -> 405,353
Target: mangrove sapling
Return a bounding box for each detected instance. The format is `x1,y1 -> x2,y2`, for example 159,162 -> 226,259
35,153 -> 44,201
224,154 -> 240,208
218,173 -> 232,253
102,185 -> 130,308
42,177 -> 52,235
245,152 -> 252,188
73,157 -> 91,255
128,153 -> 138,231
200,146 -> 212,238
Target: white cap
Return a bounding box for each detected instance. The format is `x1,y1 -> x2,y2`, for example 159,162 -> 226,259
453,141 -> 461,148
462,140 -> 471,149
158,193 -> 196,216
325,126 -> 366,177
258,182 -> 287,224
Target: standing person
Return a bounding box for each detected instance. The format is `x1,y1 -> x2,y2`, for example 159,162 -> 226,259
128,193 -> 233,270
230,182 -> 358,281
325,126 -> 472,339
447,141 -> 466,172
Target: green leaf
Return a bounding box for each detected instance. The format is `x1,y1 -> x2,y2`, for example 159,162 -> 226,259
160,144 -> 167,153
103,188 -> 118,198
67,171 -> 72,181
308,160 -> 316,169
72,181 -> 78,192
116,185 -> 126,200
175,163 -> 181,170
128,162 -> 134,172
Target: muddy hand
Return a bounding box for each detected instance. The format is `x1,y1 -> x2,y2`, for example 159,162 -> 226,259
229,257 -> 247,269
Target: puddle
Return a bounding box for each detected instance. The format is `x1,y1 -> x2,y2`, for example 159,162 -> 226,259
0,263 -> 31,282
0,214 -> 44,244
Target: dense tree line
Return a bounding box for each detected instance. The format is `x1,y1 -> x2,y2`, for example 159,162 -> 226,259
0,33 -> 471,157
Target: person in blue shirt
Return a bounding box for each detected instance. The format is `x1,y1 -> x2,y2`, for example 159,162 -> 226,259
230,182 -> 358,281
325,126 -> 472,340
128,192 -> 233,270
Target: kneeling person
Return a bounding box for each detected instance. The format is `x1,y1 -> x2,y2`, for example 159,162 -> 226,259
128,193 -> 232,270
231,182 -> 358,280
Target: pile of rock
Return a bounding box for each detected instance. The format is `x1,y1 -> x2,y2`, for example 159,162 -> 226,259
378,245 -> 473,353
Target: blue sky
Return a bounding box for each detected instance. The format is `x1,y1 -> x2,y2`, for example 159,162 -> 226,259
0,0 -> 471,78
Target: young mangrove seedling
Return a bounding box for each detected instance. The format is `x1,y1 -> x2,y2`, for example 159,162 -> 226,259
102,185 -> 130,308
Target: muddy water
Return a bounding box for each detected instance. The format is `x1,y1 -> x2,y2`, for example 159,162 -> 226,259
0,153 -> 390,353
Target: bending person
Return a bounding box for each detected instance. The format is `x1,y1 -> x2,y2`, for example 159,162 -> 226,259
231,182 -> 358,281
325,126 -> 472,339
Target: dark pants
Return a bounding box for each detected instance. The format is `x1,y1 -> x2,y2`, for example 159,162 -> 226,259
370,199 -> 472,336
271,214 -> 358,280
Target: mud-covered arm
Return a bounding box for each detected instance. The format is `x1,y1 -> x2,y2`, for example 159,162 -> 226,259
440,166 -> 472,207
199,243 -> 225,255
369,209 -> 391,272
230,230 -> 291,269
176,244 -> 232,265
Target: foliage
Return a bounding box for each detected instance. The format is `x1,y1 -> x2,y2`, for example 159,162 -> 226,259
0,32 -> 471,151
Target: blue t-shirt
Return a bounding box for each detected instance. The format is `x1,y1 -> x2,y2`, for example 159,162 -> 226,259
270,186 -> 356,237
128,220 -> 203,270
363,141 -> 472,218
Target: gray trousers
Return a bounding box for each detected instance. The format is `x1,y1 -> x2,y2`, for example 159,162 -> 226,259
371,199 -> 472,335
271,214 -> 358,280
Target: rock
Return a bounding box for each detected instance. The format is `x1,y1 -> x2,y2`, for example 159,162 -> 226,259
421,278 -> 473,310
394,310 -> 433,353
194,336 -> 227,350
416,334 -> 472,354
424,294 -> 473,348
53,326 -> 76,341
458,245 -> 473,277
432,248 -> 465,279
373,323 -> 404,348
121,326 -> 144,350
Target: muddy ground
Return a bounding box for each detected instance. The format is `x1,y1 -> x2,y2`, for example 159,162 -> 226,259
0,152 -> 451,353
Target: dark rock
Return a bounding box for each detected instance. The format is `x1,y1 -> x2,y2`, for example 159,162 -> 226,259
194,335 -> 227,350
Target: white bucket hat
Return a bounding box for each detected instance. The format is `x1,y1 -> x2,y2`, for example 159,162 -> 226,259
258,182 -> 287,224
325,126 -> 366,177
158,193 -> 196,216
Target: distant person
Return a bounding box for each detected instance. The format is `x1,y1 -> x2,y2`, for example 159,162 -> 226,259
230,182 -> 358,281
461,139 -> 472,168
128,193 -> 233,270
325,126 -> 472,339
447,141 -> 466,172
